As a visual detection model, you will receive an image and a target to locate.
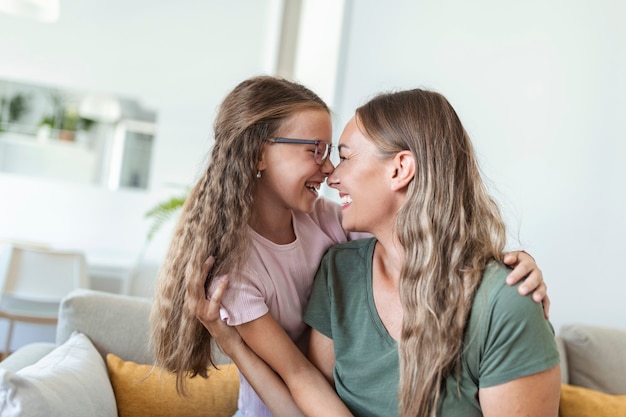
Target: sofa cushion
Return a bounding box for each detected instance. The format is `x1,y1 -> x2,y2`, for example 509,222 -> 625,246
0,332 -> 117,417
107,353 -> 239,417
0,342 -> 56,373
560,383 -> 626,417
560,324 -> 626,394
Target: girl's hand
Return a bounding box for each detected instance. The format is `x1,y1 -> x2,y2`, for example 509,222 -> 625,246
503,251 -> 550,319
194,256 -> 244,355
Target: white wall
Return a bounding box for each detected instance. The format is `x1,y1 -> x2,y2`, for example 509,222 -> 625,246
332,0 -> 626,332
1,0 -> 623,350
0,0 -> 282,350
0,0 -> 280,282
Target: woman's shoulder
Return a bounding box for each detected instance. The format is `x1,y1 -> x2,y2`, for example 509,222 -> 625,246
322,237 -> 377,266
473,260 -> 544,319
465,260 -> 558,388
328,236 -> 376,251
480,261 -> 511,286
476,261 -> 513,293
315,238 -> 376,288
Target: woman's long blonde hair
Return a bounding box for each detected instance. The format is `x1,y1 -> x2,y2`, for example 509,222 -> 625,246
356,89 -> 506,417
150,75 -> 329,393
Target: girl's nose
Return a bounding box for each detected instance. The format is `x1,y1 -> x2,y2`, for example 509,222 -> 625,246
326,165 -> 340,188
320,156 -> 335,176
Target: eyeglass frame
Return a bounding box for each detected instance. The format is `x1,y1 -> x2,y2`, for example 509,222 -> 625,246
266,137 -> 334,165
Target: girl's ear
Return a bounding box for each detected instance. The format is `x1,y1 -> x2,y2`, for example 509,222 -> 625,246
390,150 -> 415,191
257,144 -> 268,172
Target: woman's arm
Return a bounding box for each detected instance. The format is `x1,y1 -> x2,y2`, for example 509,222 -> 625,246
194,258 -> 305,417
477,260 -> 561,417
503,251 -> 550,318
478,365 -> 561,417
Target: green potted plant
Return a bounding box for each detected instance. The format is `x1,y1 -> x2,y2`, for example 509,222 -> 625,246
39,109 -> 96,141
8,93 -> 30,124
144,192 -> 189,241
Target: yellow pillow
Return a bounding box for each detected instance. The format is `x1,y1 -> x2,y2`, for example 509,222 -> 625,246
560,383 -> 626,417
106,353 -> 239,417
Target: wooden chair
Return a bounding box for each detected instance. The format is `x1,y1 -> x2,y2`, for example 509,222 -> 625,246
0,244 -> 90,355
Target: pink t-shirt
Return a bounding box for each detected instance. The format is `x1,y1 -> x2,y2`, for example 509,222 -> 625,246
218,197 -> 352,417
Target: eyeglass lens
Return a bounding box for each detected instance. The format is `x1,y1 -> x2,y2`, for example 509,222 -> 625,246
270,138 -> 331,165
315,142 -> 331,164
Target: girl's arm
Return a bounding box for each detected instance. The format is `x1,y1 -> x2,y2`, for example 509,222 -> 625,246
194,259 -> 305,417
503,251 -> 550,318
478,365 -> 561,417
237,314 -> 354,417
196,257 -> 353,417
307,328 -> 336,386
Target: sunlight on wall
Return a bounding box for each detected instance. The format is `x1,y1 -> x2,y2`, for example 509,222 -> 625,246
293,0 -> 346,107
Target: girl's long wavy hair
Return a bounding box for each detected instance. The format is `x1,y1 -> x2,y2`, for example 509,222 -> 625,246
149,75 -> 329,394
356,89 -> 506,417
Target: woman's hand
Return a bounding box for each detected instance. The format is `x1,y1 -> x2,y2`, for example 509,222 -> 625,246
194,256 -> 244,356
503,251 -> 550,319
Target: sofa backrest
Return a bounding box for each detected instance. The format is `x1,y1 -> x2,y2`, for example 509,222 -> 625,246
56,288 -> 232,366
57,288 -> 154,364
559,323 -> 626,395
556,336 -> 568,383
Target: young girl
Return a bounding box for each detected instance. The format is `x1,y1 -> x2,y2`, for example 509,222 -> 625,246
151,76 -> 547,417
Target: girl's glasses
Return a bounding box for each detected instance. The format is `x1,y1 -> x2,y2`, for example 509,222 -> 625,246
267,137 -> 333,165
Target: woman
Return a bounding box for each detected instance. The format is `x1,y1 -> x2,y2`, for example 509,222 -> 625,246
303,88 -> 561,416
196,87 -> 559,416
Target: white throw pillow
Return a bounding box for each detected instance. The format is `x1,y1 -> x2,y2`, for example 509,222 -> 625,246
0,332 -> 117,417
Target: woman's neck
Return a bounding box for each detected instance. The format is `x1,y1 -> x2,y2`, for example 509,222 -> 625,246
373,235 -> 404,286
371,232 -> 405,341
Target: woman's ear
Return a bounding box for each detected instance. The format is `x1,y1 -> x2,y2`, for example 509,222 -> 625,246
390,150 -> 415,191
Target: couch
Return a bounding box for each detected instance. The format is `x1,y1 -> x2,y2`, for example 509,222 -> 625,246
0,289 -> 238,417
0,289 -> 625,417
556,323 -> 626,416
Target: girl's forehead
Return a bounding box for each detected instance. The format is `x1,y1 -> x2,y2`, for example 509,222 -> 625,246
278,109 -> 332,138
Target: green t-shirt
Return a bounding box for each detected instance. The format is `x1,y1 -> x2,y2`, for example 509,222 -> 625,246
304,238 -> 560,417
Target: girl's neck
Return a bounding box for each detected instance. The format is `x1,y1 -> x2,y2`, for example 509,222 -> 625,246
249,200 -> 296,245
